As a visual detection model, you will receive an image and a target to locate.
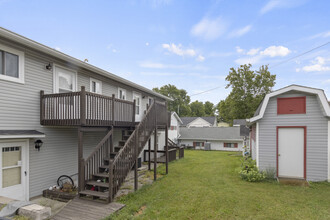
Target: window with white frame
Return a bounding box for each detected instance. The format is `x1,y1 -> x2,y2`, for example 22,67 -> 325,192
224,143 -> 238,148
0,44 -> 25,84
54,66 -> 77,93
90,78 -> 102,94
118,88 -> 126,100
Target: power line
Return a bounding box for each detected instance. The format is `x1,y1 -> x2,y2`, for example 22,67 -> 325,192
269,41 -> 330,69
190,86 -> 223,97
189,41 -> 330,97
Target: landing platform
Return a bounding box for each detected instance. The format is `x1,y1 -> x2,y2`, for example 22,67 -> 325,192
52,197 -> 125,220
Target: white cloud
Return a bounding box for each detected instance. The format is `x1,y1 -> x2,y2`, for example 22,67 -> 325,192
247,48 -> 261,56
146,42 -> 149,46
228,25 -> 252,38
309,31 -> 330,39
191,16 -> 227,41
112,49 -> 117,53
162,43 -> 205,61
196,55 -> 205,62
296,56 -> 330,72
55,47 -> 61,51
234,45 -> 290,65
235,56 -> 263,65
236,46 -> 244,54
260,46 -> 291,57
162,43 -> 196,57
260,0 -> 306,14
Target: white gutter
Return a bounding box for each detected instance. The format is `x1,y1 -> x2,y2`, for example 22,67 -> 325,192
0,27 -> 172,101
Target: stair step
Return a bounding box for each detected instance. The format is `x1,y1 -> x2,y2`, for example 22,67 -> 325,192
110,152 -> 117,159
119,141 -> 126,146
122,135 -> 130,140
93,173 -> 109,178
103,157 -> 114,163
79,190 -> 109,199
86,180 -> 109,188
114,146 -> 123,152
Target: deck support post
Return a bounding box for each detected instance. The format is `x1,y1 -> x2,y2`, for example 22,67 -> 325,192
80,86 -> 86,126
112,94 -> 115,126
165,125 -> 169,174
78,127 -> 84,192
154,103 -> 158,181
148,138 -> 151,170
110,126 -> 114,153
134,128 -> 138,191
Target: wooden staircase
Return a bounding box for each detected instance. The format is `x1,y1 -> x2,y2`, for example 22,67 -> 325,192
78,101 -> 165,203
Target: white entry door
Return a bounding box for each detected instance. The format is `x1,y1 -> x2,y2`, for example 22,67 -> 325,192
0,141 -> 28,201
278,128 -> 305,179
133,92 -> 142,122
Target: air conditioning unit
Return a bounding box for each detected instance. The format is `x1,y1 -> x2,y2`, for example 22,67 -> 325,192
204,142 -> 211,151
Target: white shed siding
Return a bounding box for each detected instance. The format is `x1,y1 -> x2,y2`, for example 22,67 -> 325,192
168,114 -> 179,142
180,139 -> 243,151
187,118 -> 211,127
0,38 -> 166,198
258,93 -> 328,181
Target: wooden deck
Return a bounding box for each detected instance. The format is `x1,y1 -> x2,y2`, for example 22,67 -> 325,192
52,197 -> 125,220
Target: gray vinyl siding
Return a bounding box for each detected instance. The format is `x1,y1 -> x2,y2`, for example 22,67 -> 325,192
258,93 -> 328,181
0,38 -> 165,198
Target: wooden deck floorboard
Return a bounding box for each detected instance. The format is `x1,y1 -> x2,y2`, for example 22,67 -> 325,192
52,197 -> 125,220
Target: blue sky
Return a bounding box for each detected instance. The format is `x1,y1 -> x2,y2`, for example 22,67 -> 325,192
1,0 -> 330,104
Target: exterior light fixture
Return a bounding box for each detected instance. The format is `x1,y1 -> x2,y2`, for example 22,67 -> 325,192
46,63 -> 52,71
35,139 -> 43,151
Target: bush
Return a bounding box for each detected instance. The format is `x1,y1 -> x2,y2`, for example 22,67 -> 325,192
264,167 -> 276,180
239,157 -> 265,182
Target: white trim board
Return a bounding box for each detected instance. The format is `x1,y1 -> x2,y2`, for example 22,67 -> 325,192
256,122 -> 259,167
328,121 -> 330,182
249,85 -> 330,123
0,134 -> 45,139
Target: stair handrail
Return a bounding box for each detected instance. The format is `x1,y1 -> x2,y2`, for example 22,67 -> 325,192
81,129 -> 113,192
110,101 -> 157,198
112,101 -> 155,164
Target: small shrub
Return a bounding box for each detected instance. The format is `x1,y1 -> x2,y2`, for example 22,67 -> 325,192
264,167 -> 276,180
239,157 -> 265,182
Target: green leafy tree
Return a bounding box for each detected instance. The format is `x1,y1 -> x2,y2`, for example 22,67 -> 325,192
204,101 -> 215,116
190,100 -> 205,117
153,84 -> 191,116
217,64 -> 276,124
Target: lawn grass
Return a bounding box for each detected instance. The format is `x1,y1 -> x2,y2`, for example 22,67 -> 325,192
108,150 -> 330,220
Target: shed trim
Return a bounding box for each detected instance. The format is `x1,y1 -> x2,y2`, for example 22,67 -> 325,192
249,85 -> 330,123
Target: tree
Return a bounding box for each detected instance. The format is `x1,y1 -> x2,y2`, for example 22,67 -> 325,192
153,84 -> 191,116
217,64 -> 276,124
190,101 -> 205,117
204,101 -> 215,116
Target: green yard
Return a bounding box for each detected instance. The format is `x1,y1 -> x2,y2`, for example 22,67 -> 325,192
109,150 -> 330,220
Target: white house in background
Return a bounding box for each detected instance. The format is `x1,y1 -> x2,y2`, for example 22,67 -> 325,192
248,85 -> 330,182
178,127 -> 243,151
168,112 -> 182,143
180,116 -> 217,128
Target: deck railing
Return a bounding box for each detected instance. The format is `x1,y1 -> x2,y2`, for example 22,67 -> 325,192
40,86 -> 135,127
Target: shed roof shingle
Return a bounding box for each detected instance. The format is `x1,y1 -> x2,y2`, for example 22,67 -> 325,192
180,116 -> 216,126
178,127 -> 243,140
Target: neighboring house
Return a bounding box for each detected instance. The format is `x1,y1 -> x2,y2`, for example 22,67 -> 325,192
0,27 -> 171,202
218,121 -> 230,127
248,85 -> 330,182
178,127 -> 243,151
180,116 -> 217,128
168,112 -> 182,143
233,119 -> 250,150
